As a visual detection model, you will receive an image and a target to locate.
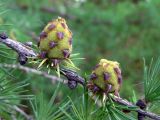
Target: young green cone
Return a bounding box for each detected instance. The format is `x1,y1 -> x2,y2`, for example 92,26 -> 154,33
88,59 -> 122,96
38,17 -> 72,66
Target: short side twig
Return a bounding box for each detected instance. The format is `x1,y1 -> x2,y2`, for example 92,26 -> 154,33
0,64 -> 66,84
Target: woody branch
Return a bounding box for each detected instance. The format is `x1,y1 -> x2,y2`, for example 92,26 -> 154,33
0,33 -> 160,120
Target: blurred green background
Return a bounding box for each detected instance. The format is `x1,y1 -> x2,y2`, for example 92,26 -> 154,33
0,0 -> 160,101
